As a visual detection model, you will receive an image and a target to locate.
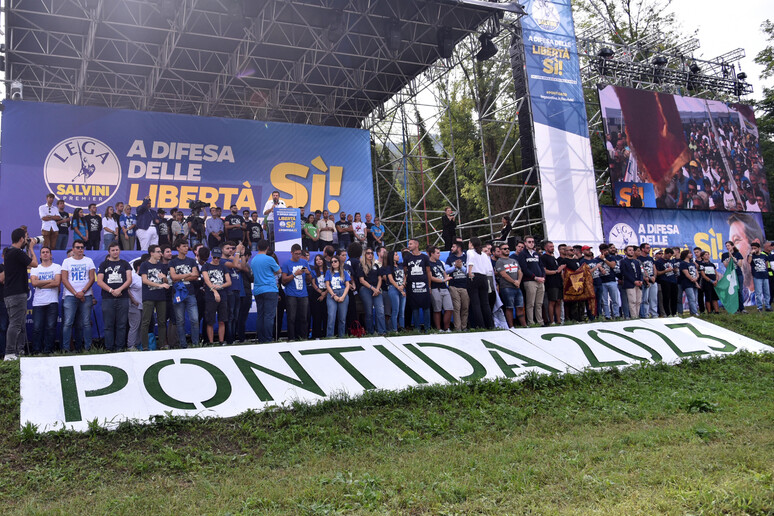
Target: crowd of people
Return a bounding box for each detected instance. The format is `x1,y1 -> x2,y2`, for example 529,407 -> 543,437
37,191 -> 387,254
607,118 -> 769,212
1,196 -> 772,361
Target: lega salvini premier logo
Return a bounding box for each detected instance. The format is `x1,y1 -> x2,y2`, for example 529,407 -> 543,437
44,136 -> 122,208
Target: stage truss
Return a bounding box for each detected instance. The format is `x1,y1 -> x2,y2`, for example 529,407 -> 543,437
3,1 -> 755,246
366,17 -> 754,247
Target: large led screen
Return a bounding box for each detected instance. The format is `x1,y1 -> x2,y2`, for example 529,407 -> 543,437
599,85 -> 769,213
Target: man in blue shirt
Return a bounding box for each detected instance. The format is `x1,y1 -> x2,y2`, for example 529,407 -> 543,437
250,239 -> 280,343
281,243 -> 312,340
621,245 -> 643,319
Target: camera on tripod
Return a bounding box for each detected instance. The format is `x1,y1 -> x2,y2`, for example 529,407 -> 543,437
187,199 -> 211,212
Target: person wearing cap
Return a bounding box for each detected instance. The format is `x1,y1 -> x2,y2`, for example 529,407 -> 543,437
201,246 -> 232,344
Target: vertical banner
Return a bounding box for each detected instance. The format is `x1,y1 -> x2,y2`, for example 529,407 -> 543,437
601,206 -> 767,306
515,0 -> 603,244
273,207 -> 302,253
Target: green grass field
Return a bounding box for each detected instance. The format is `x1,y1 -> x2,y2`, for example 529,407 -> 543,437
1,313 -> 772,515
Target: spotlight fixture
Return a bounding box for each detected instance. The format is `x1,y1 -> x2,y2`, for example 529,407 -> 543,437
10,81 -> 23,101
476,33 -> 498,61
598,47 -> 614,59
736,72 -> 747,81
652,56 -> 668,67
689,62 -> 701,74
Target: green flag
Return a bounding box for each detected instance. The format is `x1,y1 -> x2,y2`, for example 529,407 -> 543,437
715,259 -> 739,314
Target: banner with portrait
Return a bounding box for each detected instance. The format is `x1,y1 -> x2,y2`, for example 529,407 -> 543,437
601,207 -> 767,306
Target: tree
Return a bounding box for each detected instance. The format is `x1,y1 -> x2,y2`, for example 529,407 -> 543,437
753,19 -> 774,237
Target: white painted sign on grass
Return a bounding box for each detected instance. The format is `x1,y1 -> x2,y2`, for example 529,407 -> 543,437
19,318 -> 771,432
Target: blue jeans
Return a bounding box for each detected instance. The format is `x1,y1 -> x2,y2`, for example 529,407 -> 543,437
102,296 -> 129,351
226,290 -> 240,343
683,286 -> 699,315
359,287 -> 386,334
56,233 -> 69,250
63,295 -> 93,351
753,277 -> 771,310
326,288 -> 349,337
32,302 -> 59,354
412,307 -> 431,331
102,233 -> 116,250
254,291 -> 278,343
600,282 -> 619,318
618,284 -> 629,318
387,286 -> 406,331
250,241 -> 259,252
640,283 -> 658,318
173,294 -> 199,348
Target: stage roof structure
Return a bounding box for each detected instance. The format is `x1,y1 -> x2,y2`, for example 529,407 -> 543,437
4,0 -> 522,127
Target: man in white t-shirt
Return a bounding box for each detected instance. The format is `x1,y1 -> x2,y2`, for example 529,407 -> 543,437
262,190 -> 286,245
39,193 -> 61,250
61,241 -> 96,352
30,246 -> 62,354
317,209 -> 335,248
127,260 -> 144,350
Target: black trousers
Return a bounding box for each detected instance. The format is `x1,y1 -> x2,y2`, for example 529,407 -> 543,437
285,295 -> 309,341
309,292 -> 328,339
467,273 -> 494,329
86,234 -> 100,250
661,281 -> 678,316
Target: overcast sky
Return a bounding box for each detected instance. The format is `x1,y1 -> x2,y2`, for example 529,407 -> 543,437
668,0 -> 772,101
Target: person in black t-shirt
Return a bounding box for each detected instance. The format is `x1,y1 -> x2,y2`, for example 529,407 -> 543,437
84,203 -> 102,250
336,212 -> 352,250
139,245 -> 171,350
540,241 -> 564,325
246,212 -> 263,252
403,239 -> 432,331
224,204 -> 246,243
441,207 -> 457,251
156,209 -> 172,246
697,250 -> 719,314
3,228 -> 38,360
56,199 -> 71,251
96,242 -> 133,351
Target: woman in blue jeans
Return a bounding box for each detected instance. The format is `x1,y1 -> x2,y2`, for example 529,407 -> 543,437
356,248 -> 386,334
384,250 -> 406,332
325,256 -> 351,337
678,249 -> 700,315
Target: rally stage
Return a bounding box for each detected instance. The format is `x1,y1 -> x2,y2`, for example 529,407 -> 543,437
20,318 -> 771,432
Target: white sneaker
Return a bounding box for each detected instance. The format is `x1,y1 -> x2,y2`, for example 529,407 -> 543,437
4,354 -> 18,361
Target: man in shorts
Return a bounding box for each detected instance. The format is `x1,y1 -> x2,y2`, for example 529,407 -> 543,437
428,246 -> 453,331
496,242 -> 525,327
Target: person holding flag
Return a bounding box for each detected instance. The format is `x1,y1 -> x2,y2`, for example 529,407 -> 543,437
715,256 -> 740,315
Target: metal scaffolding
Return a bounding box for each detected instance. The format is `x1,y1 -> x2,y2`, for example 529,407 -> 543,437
3,1 -> 754,247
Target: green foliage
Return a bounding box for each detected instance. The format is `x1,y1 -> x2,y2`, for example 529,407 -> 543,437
753,20 -> 774,237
